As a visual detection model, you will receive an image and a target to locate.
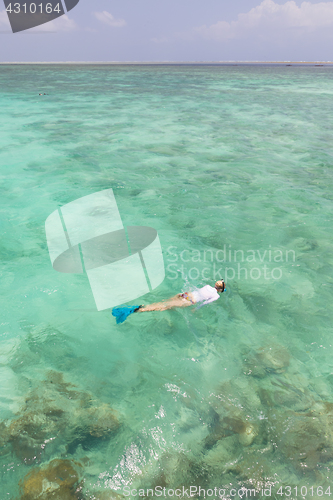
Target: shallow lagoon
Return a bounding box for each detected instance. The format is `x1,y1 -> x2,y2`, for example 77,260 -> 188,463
1,64 -> 333,498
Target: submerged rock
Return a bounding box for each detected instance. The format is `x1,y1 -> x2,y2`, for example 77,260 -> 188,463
70,403 -> 120,442
227,447 -> 276,492
8,401 -> 65,464
257,376 -> 313,412
205,376 -> 263,450
86,404 -> 120,438
5,370 -> 121,462
148,450 -> 204,491
19,458 -> 81,500
238,423 -> 258,446
243,344 -> 290,378
204,435 -> 239,472
205,412 -> 258,448
0,421 -> 11,457
271,403 -> 333,474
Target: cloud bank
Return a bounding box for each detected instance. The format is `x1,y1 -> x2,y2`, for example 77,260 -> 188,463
194,0 -> 333,41
94,11 -> 126,28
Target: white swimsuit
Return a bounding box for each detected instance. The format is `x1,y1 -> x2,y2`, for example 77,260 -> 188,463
191,285 -> 220,306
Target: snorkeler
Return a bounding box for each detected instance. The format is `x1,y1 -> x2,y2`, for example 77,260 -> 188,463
112,280 -> 225,323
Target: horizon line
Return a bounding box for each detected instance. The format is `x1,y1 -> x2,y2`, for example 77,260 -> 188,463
0,60 -> 333,65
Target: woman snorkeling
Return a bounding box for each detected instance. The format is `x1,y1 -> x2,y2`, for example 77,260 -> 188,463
112,280 -> 225,323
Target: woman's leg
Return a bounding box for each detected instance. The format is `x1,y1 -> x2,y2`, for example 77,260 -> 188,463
139,293 -> 195,312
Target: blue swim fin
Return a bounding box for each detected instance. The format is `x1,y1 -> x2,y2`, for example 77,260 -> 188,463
112,305 -> 141,324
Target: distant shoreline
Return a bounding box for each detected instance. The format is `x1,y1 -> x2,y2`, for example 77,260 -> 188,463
0,61 -> 333,65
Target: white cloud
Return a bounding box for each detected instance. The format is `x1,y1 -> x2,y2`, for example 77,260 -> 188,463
194,0 -> 333,41
94,11 -> 126,28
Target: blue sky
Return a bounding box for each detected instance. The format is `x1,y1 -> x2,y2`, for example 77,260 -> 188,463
1,0 -> 333,62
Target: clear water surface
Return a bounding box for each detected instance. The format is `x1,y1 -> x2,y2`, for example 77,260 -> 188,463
1,64 -> 333,499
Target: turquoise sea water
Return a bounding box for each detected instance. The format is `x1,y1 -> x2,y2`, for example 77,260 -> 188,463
1,64 -> 333,499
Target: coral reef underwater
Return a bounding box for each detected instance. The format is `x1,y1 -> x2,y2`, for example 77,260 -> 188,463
2,331 -> 333,499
